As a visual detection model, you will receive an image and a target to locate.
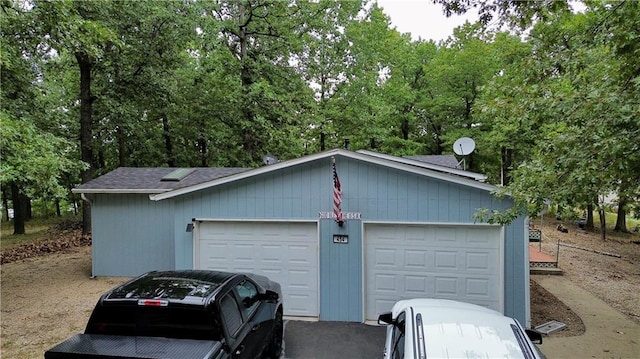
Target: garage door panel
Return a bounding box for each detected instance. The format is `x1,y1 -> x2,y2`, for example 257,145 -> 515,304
434,276 -> 458,295
466,252 -> 491,271
365,224 -> 502,320
404,250 -> 428,268
466,278 -> 491,297
197,222 -> 318,317
404,275 -> 428,293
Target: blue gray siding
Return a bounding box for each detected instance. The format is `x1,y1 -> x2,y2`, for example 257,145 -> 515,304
88,154 -> 527,325
91,194 -> 174,276
503,216 -> 528,324
319,219 -> 363,322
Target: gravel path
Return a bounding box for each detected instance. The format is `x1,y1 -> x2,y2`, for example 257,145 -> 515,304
533,219 -> 640,324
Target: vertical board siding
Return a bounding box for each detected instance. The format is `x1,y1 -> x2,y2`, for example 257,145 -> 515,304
319,220 -> 363,321
503,216 -> 527,323
92,194 -> 174,276
90,155 -> 525,325
346,160 -> 494,223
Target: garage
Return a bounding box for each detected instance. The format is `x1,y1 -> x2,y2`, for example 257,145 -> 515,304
364,223 -> 502,320
194,221 -> 319,318
75,148 -> 530,326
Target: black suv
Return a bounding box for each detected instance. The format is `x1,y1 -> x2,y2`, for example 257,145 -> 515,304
45,270 -> 283,359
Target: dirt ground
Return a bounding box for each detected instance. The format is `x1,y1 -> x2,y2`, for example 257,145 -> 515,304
0,245 -> 125,358
532,217 -> 640,325
1,219 -> 638,358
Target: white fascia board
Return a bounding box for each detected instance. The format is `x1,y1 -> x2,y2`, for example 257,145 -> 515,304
150,148 -> 499,201
72,188 -> 168,194
357,149 -> 487,181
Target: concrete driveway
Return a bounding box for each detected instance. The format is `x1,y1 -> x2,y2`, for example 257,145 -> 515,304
534,275 -> 640,358
282,320 -> 386,359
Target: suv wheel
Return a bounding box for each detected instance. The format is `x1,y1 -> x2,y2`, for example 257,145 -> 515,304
264,308 -> 283,358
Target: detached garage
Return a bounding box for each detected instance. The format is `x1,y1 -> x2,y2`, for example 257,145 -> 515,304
74,149 -> 531,327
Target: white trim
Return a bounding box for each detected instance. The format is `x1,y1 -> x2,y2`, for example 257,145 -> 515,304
356,149 -> 487,182
362,221 -> 505,318
524,217 -> 532,328
193,220 -> 200,269
192,218 -> 318,223
72,189 -> 168,194
362,220 -> 501,227
149,149 -> 498,201
360,220 -> 365,322
499,226 -> 506,313
193,219 -> 321,318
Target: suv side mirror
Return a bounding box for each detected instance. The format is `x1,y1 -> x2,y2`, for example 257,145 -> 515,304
378,312 -> 393,325
525,329 -> 543,344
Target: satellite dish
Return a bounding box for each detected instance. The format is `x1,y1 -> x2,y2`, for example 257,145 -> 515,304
263,154 -> 279,165
453,137 -> 476,156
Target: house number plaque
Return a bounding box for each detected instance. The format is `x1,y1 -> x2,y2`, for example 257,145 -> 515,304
333,235 -> 348,244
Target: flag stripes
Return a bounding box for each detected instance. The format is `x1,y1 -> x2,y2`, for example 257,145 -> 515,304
332,157 -> 343,222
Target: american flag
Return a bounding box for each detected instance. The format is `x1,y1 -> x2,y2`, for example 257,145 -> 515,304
332,157 -> 343,222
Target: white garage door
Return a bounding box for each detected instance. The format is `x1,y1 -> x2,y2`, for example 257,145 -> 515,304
195,221 -> 318,317
364,224 -> 502,320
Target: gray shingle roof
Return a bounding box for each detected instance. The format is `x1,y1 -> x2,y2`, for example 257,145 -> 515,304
75,167 -> 250,192
404,155 -> 461,169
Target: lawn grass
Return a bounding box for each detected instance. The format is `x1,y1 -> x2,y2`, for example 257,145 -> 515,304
0,215 -> 80,249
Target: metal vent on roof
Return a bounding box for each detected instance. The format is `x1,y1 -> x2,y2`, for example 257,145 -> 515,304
161,168 -> 195,182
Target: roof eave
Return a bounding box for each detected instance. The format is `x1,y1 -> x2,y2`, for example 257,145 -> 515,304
72,189 -> 169,194
357,149 -> 487,182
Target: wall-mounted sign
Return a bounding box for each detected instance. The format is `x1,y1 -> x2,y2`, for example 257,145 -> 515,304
319,211 -> 362,220
333,235 -> 349,244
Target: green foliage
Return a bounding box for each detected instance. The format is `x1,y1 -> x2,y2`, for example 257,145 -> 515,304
1,0 -> 637,227
0,114 -> 85,199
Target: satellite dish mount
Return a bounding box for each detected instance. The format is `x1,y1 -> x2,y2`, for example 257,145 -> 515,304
263,154 -> 279,165
453,137 -> 476,170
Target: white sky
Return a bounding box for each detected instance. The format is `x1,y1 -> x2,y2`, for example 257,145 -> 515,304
377,0 -> 479,42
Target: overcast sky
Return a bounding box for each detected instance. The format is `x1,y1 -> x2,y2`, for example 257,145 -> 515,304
377,0 -> 479,42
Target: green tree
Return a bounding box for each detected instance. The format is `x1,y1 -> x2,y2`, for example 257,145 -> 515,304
468,2 -> 639,238
1,1 -> 84,233
0,115 -> 83,234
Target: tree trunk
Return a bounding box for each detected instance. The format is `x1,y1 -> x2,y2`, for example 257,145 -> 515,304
614,190 -> 628,232
1,190 -> 8,221
500,147 -> 513,186
598,207 -> 607,241
10,183 -> 25,235
198,117 -> 208,167
117,125 -> 127,167
401,117 -> 409,140
199,137 -> 208,167
25,195 -> 32,220
586,203 -> 595,230
162,115 -> 175,167
238,3 -> 260,160
76,51 -> 95,235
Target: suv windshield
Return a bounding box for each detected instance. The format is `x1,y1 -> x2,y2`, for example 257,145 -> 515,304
108,276 -> 218,300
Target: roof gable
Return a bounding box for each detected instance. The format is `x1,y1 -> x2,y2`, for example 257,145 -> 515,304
147,149 -> 497,201
72,149 -> 497,199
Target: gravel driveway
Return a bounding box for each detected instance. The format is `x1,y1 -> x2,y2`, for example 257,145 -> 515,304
1,246 -> 386,359
2,220 -> 638,359
1,246 -> 124,359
